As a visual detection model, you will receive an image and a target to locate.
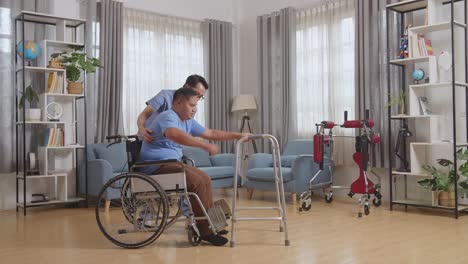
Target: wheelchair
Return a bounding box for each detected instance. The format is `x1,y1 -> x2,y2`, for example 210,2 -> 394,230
95,135 -> 229,249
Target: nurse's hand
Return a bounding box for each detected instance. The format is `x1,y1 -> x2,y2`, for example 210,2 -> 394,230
139,127 -> 154,142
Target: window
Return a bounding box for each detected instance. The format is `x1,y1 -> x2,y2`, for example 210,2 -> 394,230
295,2 -> 355,136
295,0 -> 355,164
122,9 -> 205,134
0,7 -> 11,66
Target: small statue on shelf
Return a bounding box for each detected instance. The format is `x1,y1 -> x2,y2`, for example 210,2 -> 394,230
397,25 -> 411,59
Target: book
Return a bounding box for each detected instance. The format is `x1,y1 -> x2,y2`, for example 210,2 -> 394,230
418,96 -> 432,115
46,72 -> 57,93
425,39 -> 433,56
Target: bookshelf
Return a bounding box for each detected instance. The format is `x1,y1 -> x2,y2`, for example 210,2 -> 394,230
386,0 -> 468,218
14,11 -> 88,215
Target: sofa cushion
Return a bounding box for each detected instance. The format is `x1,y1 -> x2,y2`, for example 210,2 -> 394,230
183,147 -> 212,167
210,154 -> 234,167
87,145 -> 97,160
282,139 -> 314,156
93,143 -> 128,173
246,167 -> 293,182
199,166 -> 234,180
280,155 -> 297,167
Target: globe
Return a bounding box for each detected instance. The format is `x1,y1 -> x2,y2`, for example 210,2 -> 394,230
412,68 -> 425,81
17,41 -> 40,61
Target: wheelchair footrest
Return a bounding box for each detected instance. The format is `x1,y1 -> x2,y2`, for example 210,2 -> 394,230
207,206 -> 228,232
214,199 -> 231,219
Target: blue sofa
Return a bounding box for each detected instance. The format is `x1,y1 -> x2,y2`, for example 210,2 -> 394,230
244,139 -> 333,203
79,144 -> 237,202
78,143 -> 128,200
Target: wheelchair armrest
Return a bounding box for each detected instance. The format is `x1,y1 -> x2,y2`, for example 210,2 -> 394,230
132,159 -> 182,168
182,156 -> 196,167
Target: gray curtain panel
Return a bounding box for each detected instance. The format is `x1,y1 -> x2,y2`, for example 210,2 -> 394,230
202,19 -> 234,153
257,7 -> 296,152
0,0 -> 53,173
96,0 -> 123,142
355,0 -> 409,168
79,0 -> 99,144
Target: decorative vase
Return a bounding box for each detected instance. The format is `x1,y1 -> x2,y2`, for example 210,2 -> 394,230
398,104 -> 406,116
431,191 -> 438,206
47,58 -> 63,69
67,81 -> 83,94
439,191 -> 455,207
26,108 -> 41,121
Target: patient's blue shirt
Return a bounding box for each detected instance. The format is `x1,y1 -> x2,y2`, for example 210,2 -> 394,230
139,109 -> 206,174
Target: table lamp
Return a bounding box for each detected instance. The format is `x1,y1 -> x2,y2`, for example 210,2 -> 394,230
231,94 -> 258,153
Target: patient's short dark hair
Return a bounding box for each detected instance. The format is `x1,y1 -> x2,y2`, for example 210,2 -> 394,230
184,74 -> 209,90
173,87 -> 200,103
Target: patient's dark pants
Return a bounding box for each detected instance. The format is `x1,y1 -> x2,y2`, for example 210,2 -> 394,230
154,164 -> 214,236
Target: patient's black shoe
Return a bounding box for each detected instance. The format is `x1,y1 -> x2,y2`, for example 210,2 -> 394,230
201,234 -> 228,246
217,230 -> 229,235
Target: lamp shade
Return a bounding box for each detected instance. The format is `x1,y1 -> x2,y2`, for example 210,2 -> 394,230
231,94 -> 257,113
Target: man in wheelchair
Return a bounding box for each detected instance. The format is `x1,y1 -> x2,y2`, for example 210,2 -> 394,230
139,87 -> 248,246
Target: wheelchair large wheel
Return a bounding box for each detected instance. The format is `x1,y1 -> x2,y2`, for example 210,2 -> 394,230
96,173 -> 169,249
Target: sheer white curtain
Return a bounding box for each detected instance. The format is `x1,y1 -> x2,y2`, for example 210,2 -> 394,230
123,8 -> 205,134
295,0 -> 355,165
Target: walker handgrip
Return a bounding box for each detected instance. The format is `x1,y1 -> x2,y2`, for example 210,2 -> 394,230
246,134 -> 268,140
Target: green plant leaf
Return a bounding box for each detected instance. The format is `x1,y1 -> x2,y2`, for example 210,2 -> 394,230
437,159 -> 453,167
18,85 -> 38,109
417,178 -> 435,190
460,180 -> 468,189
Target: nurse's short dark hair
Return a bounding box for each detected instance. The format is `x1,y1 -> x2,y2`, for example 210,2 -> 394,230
173,87 -> 200,103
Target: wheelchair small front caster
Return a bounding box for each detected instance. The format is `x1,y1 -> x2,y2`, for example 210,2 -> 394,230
372,198 -> 382,207
358,212 -> 363,218
325,191 -> 333,203
301,200 -> 312,211
187,226 -> 201,246
364,204 -> 370,216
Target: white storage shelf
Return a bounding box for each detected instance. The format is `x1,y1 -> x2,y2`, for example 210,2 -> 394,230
44,40 -> 84,48
408,21 -> 466,34
46,145 -> 85,149
15,11 -> 87,213
17,197 -> 85,208
393,199 -> 468,211
16,121 -> 65,125
17,172 -> 67,202
45,93 -> 84,97
391,115 -> 440,119
15,66 -> 65,73
16,11 -> 85,27
386,0 -> 427,13
390,56 -> 433,65
392,171 -> 431,177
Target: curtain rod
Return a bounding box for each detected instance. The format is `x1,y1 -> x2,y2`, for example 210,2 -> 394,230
124,6 -> 206,23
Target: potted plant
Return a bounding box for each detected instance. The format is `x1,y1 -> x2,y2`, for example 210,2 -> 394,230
418,149 -> 468,207
385,90 -> 408,116
19,85 -> 41,121
51,46 -> 101,94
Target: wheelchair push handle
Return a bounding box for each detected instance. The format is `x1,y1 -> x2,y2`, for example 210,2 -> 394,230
105,134 -> 139,148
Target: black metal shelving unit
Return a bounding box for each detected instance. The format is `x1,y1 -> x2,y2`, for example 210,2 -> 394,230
14,11 -> 89,215
387,0 -> 468,218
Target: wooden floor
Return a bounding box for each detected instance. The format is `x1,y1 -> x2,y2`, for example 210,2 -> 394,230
2,189 -> 468,264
